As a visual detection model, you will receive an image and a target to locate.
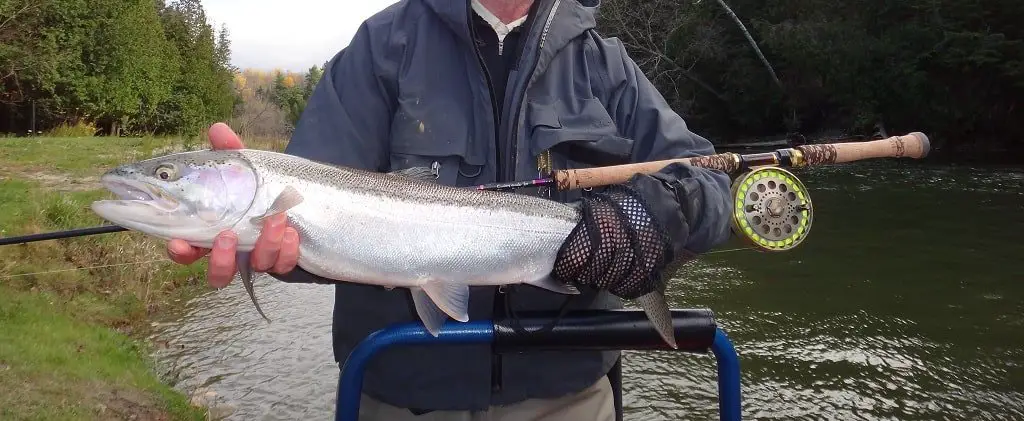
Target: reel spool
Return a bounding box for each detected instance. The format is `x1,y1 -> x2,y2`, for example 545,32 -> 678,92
729,166 -> 813,252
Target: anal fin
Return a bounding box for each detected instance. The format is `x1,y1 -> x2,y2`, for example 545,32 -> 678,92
421,280 -> 469,322
524,275 -> 580,295
236,251 -> 270,322
250,185 -> 304,225
411,287 -> 449,336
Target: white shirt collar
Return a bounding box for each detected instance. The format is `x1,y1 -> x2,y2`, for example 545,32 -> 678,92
471,0 -> 528,45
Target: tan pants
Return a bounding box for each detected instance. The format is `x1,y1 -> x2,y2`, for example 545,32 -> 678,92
355,377 -> 616,421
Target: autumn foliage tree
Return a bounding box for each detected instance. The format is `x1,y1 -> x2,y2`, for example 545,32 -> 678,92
227,64 -> 323,138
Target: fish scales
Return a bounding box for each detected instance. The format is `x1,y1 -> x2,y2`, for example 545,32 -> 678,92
238,149 -> 580,288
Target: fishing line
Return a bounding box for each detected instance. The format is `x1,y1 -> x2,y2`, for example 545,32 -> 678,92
705,247 -> 754,254
0,258 -> 170,280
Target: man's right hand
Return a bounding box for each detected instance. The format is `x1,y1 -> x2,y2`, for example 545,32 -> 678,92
166,122 -> 301,288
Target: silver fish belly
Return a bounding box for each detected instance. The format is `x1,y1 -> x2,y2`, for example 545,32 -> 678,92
236,150 -> 583,335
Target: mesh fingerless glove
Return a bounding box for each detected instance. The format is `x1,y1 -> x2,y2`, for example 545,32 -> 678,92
552,182 -> 676,300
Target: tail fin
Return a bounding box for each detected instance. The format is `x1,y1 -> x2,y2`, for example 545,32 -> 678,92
637,291 -> 676,349
638,253 -> 702,349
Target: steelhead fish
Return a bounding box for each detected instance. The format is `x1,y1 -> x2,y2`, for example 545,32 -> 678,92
90,149 -> 679,348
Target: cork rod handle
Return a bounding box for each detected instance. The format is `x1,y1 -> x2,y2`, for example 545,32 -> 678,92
794,132 -> 930,166
553,132 -> 930,191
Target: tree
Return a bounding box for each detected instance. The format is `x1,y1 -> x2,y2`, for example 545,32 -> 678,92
156,0 -> 236,136
302,64 -> 323,100
81,0 -> 178,135
0,0 -> 238,137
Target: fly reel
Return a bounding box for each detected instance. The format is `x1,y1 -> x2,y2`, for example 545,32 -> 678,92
729,166 -> 813,252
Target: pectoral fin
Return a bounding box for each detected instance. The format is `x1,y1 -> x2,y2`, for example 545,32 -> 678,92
236,251 -> 270,323
250,185 -> 304,225
637,291 -> 676,349
411,287 -> 449,336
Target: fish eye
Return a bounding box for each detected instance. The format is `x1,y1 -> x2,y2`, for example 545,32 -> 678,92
154,163 -> 180,181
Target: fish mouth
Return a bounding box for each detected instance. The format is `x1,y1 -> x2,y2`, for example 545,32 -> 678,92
104,177 -> 159,202
93,174 -> 181,216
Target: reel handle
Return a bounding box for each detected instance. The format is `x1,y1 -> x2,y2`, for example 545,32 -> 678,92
552,132 -> 930,191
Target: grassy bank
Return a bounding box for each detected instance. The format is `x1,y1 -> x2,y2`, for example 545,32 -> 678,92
0,135 -> 286,420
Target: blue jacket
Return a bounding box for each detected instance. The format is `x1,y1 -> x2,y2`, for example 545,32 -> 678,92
280,0 -> 732,411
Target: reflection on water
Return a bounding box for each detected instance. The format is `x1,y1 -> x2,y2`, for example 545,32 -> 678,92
150,162 -> 1024,420
149,276 -> 339,420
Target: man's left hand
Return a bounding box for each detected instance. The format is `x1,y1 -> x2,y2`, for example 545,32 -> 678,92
551,177 -> 683,299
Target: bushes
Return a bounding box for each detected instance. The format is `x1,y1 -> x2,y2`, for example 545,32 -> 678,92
44,121 -> 99,138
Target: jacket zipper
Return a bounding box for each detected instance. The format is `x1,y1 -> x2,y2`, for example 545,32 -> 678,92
470,0 -> 560,396
506,0 -> 560,183
466,3 -> 507,395
467,12 -> 503,182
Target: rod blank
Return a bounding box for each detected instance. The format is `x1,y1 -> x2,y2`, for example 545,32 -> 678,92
0,224 -> 127,246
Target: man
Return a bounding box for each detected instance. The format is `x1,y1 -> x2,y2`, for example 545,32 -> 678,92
168,0 -> 733,419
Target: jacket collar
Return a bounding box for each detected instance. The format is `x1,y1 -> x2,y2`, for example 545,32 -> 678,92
421,0 -> 600,56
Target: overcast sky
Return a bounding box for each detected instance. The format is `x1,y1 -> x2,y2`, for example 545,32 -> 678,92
203,0 -> 399,72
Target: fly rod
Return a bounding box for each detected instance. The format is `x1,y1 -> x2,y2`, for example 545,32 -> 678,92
0,132 -> 929,248
475,131 -> 930,191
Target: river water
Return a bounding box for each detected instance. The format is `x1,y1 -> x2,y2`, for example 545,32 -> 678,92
148,161 -> 1024,420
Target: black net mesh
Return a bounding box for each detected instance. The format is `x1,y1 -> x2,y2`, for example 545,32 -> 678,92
553,184 -> 672,300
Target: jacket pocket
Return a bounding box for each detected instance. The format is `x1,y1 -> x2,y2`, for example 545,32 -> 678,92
388,104 -> 488,185
526,96 -> 634,169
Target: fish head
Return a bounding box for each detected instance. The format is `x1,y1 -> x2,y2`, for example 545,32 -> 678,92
91,150 -> 259,245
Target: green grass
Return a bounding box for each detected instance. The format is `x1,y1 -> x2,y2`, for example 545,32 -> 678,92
0,136 -> 182,179
0,135 -> 285,181
0,135 -> 287,420
0,287 -> 204,421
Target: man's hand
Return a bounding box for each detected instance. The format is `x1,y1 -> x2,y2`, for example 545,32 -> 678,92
166,122 -> 301,288
551,180 -> 679,300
